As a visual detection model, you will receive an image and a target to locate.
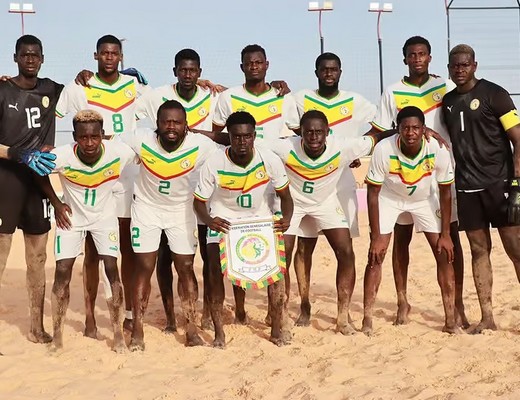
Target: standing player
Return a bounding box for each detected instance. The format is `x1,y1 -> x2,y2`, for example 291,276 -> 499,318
194,111 -> 293,347
125,100 -> 220,351
285,53 -> 376,324
55,34 -> 149,337
38,110 -> 135,351
135,48 -> 219,331
443,44 -> 520,333
0,35 -> 63,345
363,106 -> 459,335
367,36 -> 467,328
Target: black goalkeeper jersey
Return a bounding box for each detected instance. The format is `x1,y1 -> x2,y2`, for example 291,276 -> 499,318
0,78 -> 63,151
442,79 -> 518,190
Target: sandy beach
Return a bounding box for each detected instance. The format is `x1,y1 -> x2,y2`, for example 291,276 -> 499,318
2,209 -> 520,400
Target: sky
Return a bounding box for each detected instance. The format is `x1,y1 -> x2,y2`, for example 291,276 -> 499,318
0,0 -> 519,126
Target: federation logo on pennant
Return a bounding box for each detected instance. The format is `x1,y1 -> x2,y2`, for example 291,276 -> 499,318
236,234 -> 270,265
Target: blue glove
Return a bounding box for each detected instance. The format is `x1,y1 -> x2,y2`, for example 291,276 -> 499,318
508,178 -> 520,224
8,148 -> 57,176
120,67 -> 148,85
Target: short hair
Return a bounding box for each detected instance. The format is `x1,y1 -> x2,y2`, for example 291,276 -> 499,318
157,100 -> 186,119
449,44 -> 475,62
300,110 -> 329,127
226,111 -> 256,130
174,48 -> 201,68
402,36 -> 431,57
315,52 -> 341,70
241,44 -> 266,61
96,35 -> 122,51
15,35 -> 43,54
396,106 -> 425,126
73,109 -> 103,130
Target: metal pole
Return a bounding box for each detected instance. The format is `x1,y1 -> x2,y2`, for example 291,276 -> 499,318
378,38 -> 383,94
319,10 -> 324,54
445,0 -> 451,56
21,12 -> 24,35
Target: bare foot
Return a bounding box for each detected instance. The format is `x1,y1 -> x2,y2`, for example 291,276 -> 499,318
163,325 -> 177,335
83,326 -> 97,339
212,336 -> 226,349
269,334 -> 291,347
264,312 -> 271,327
186,332 -> 204,347
123,318 -> 134,332
361,318 -> 373,337
201,317 -> 214,331
394,303 -> 411,326
442,325 -> 465,335
128,338 -> 145,352
337,323 -> 356,336
456,308 -> 470,330
469,321 -> 497,335
28,330 -> 53,344
51,336 -> 63,350
234,311 -> 249,325
112,338 -> 127,354
295,312 -> 311,327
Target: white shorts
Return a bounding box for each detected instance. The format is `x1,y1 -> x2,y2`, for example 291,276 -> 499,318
379,195 -> 441,235
396,183 -> 458,227
286,197 -> 349,236
130,202 -> 198,254
114,163 -> 139,219
54,218 -> 119,261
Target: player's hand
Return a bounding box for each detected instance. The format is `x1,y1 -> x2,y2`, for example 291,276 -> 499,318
429,73 -> 441,78
120,67 -> 148,85
368,235 -> 388,265
436,233 -> 454,263
198,79 -> 227,94
54,202 -> 73,230
271,80 -> 291,96
208,217 -> 230,233
40,144 -> 55,153
424,127 -> 450,149
507,178 -> 520,224
0,75 -> 11,81
8,148 -> 56,176
274,217 -> 290,233
349,159 -> 361,168
75,69 -> 94,87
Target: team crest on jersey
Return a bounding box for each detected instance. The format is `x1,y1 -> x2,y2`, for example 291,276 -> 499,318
422,161 -> 433,172
340,106 -> 349,115
432,92 -> 442,102
125,89 -> 134,98
103,169 -> 115,177
268,104 -> 278,114
255,169 -> 266,180
470,99 -> 480,110
108,232 -> 118,242
180,159 -> 192,169
325,163 -> 335,172
42,96 -> 50,108
198,107 -> 207,116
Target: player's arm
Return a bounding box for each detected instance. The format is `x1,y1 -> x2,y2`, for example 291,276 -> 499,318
192,128 -> 230,145
197,79 -> 227,95
275,186 -> 293,233
271,80 -> 291,96
0,144 -> 56,176
437,183 -> 454,262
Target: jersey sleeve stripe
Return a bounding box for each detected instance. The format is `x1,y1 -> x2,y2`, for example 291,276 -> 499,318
55,110 -> 65,118
275,180 -> 289,191
193,192 -> 208,202
370,121 -> 388,132
365,176 -> 383,185
438,178 -> 455,185
499,109 -> 520,131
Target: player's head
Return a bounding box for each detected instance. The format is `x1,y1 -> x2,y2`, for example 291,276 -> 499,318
173,49 -> 202,91
315,52 -> 342,89
300,110 -> 329,157
240,44 -> 269,84
396,106 -> 425,148
156,100 -> 188,147
72,110 -> 105,160
14,35 -> 44,78
402,36 -> 431,76
94,35 -> 122,75
226,111 -> 256,158
448,44 -> 477,88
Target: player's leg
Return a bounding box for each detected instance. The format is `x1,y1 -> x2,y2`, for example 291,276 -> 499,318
51,257 -> 75,349
119,217 -> 136,332
156,232 -> 176,333
0,234 -> 13,293
198,224 -> 212,330
498,225 -> 520,281
392,220 -> 414,325
82,233 -> 99,338
207,237 -> 226,348
322,228 -> 356,335
232,285 -> 248,324
172,252 -> 203,346
450,221 -> 469,328
423,231 -> 460,333
294,223 -> 318,326
268,278 -> 289,346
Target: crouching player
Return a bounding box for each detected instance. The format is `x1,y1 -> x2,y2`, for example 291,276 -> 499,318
39,110 -> 136,351
193,111 -> 294,348
362,106 -> 460,336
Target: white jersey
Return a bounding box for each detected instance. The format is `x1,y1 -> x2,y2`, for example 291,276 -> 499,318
371,76 -> 455,144
55,73 -> 150,136
266,136 -> 374,207
194,146 -> 289,220
124,128 -> 220,210
52,140 -> 136,229
286,89 -> 376,138
213,85 -> 296,144
135,84 -> 218,131
365,135 -> 454,201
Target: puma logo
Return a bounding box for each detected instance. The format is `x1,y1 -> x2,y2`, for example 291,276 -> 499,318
8,103 -> 18,111
447,106 -> 453,112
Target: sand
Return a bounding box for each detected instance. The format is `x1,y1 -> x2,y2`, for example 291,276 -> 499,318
2,211 -> 520,400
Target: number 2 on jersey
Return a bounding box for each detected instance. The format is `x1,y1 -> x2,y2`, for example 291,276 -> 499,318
112,113 -> 124,133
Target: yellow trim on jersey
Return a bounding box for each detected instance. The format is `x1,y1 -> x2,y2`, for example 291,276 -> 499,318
285,146 -> 341,181
63,149 -> 121,188
217,152 -> 270,193
499,109 -> 520,131
193,192 -> 208,202
172,85 -> 212,129
140,142 -> 199,180
85,76 -> 137,113
303,94 -> 354,126
365,176 -> 383,186
392,82 -> 446,114
388,152 -> 435,185
230,95 -> 283,126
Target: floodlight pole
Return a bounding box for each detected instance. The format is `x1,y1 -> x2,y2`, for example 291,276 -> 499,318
308,2 -> 334,54
8,3 -> 35,35
120,38 -> 127,70
369,3 -> 393,94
